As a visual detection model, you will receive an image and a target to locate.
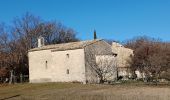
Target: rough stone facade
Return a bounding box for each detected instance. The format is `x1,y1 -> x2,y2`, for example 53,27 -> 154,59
84,40 -> 114,83
29,49 -> 86,83
112,42 -> 133,79
29,39 -> 113,84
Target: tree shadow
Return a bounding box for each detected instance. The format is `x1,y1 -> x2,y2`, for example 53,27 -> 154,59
0,94 -> 20,100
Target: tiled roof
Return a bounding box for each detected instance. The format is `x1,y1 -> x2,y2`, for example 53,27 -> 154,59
29,39 -> 102,52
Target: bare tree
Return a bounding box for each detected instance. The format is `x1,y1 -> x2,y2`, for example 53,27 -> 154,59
125,36 -> 170,82
0,12 -> 79,83
96,55 -> 117,83
84,41 -> 117,84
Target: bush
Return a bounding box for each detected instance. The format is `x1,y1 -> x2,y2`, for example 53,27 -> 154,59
160,69 -> 170,81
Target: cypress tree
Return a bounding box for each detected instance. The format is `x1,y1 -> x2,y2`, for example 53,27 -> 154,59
94,30 -> 97,40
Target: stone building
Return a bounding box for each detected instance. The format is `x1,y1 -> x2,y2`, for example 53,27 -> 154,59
112,42 -> 133,79
28,39 -> 114,84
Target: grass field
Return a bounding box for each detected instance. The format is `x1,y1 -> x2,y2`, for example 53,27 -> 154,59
0,82 -> 170,100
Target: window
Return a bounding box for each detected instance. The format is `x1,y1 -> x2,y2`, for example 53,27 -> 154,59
66,69 -> 69,74
66,54 -> 69,58
45,61 -> 48,69
113,54 -> 118,57
130,54 -> 133,57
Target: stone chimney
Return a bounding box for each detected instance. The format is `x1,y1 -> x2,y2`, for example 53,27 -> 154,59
112,42 -> 123,48
38,36 -> 44,47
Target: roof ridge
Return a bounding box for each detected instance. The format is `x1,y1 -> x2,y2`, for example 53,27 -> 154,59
82,39 -> 102,48
44,39 -> 101,47
29,39 -> 102,52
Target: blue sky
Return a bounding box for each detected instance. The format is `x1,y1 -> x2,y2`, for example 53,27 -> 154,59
0,0 -> 170,41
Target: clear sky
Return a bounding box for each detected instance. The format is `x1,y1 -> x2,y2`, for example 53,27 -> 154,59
0,0 -> 170,42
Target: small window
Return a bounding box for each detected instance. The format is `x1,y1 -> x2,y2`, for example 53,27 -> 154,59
130,54 -> 133,57
113,54 -> 118,57
66,69 -> 69,74
45,61 -> 48,69
66,54 -> 69,58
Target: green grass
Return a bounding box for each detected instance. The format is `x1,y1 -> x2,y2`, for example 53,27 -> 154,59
0,82 -> 170,100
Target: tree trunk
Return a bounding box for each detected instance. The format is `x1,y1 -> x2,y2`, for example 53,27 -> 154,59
9,70 -> 13,84
116,68 -> 119,81
20,73 -> 23,83
99,76 -> 104,84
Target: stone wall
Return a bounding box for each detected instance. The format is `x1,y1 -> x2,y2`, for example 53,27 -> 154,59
29,49 -> 86,83
112,42 -> 133,78
29,40 -> 114,84
84,40 -> 113,83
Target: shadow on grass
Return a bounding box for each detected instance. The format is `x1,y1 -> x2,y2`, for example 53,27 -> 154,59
0,94 -> 20,100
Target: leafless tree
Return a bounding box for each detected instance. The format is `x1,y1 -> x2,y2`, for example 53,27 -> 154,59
96,55 -> 117,83
0,12 -> 79,83
84,41 -> 117,84
125,36 -> 170,82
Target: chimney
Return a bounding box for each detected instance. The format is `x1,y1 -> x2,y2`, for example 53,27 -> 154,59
38,36 -> 44,47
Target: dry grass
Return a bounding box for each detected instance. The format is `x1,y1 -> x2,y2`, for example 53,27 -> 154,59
0,83 -> 170,100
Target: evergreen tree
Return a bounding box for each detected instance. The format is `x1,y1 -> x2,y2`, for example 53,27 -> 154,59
94,30 -> 97,39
